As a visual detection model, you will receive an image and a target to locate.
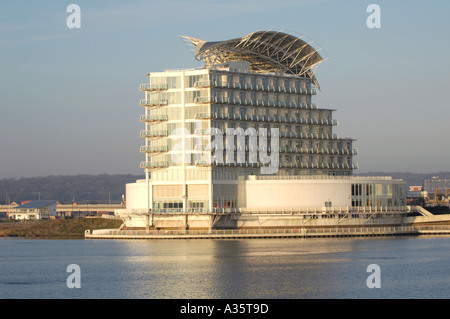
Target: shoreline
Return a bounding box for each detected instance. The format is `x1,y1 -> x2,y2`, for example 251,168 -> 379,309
0,218 -> 122,239
2,216 -> 450,240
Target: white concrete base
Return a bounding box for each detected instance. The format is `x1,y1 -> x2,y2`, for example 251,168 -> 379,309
115,210 -> 429,230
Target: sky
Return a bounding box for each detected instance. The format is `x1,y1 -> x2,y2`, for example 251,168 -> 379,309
0,0 -> 449,179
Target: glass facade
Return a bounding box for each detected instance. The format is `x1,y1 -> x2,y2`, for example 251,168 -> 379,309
351,182 -> 406,207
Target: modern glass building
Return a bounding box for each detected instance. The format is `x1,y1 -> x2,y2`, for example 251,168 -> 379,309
120,31 -> 406,227
134,31 -> 360,212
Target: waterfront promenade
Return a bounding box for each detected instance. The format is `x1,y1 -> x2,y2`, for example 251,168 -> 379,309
85,224 -> 450,240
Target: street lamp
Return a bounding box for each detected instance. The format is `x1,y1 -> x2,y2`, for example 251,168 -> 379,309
72,192 -> 75,218
86,192 -> 91,217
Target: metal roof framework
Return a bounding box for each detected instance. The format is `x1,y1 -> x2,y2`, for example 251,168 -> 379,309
181,30 -> 325,88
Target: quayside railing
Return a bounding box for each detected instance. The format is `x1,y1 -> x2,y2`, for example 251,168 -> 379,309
86,225 -> 450,237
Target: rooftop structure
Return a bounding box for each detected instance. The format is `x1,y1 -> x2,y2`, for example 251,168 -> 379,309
181,30 -> 324,87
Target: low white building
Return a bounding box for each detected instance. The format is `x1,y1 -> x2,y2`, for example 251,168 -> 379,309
123,175 -> 406,212
10,201 -> 58,220
117,175 -> 407,229
241,175 -> 406,210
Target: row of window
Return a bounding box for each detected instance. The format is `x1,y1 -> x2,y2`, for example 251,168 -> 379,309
147,122 -> 336,138
151,201 -> 207,210
150,168 -> 211,182
145,90 -> 314,105
206,71 -> 313,90
350,183 -> 406,207
152,201 -> 183,209
145,105 -> 332,121
149,72 -> 313,91
149,152 -> 351,166
210,105 -> 330,119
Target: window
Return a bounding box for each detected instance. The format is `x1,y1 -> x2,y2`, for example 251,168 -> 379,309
185,74 -> 208,88
351,184 -> 362,196
150,76 -> 181,89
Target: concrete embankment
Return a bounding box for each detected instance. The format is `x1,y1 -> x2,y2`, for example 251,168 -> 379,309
85,212 -> 450,240
85,224 -> 450,240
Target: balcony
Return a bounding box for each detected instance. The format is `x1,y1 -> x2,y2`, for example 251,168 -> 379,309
194,80 -> 216,88
277,162 -> 358,170
278,132 -> 339,140
140,145 -> 168,153
139,83 -> 168,91
139,99 -> 169,107
208,80 -> 318,95
194,96 -> 211,104
209,97 -> 320,110
139,115 -> 168,122
278,147 -> 359,156
140,130 -> 168,138
212,93 -> 296,104
194,161 -> 259,168
140,161 -> 169,169
194,112 -> 213,119
297,88 -> 317,95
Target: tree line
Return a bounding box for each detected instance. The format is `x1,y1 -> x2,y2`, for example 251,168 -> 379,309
1,171 -> 449,205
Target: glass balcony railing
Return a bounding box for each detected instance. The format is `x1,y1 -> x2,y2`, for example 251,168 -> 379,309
140,146 -> 168,153
276,162 -> 357,170
140,161 -> 169,169
139,99 -> 169,106
194,96 -> 211,104
139,83 -> 168,91
193,80 -> 216,88
191,160 -> 356,170
192,78 -> 318,96
209,97 -> 318,110
140,130 -> 168,138
278,147 -> 358,156
277,132 -> 339,140
139,115 -> 168,122
194,112 -> 213,119
194,161 -> 260,168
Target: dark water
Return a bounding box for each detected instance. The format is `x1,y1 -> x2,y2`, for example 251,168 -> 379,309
0,236 -> 449,299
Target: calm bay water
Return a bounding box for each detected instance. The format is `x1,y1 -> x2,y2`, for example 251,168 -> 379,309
0,236 -> 449,299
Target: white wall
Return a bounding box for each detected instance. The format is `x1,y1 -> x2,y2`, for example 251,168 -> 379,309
125,177 -> 406,211
244,179 -> 351,208
126,181 -> 149,210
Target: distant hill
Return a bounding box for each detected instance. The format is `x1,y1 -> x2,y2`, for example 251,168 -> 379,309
0,174 -> 144,204
1,172 -> 449,204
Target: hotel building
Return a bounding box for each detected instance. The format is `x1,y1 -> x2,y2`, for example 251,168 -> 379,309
119,31 -> 407,229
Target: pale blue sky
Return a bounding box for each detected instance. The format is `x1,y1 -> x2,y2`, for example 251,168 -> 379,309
1,0 -> 449,178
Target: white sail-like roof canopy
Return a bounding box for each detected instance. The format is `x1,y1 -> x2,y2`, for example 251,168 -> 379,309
181,30 -> 325,88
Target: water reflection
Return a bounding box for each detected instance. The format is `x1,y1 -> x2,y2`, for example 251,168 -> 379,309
119,240 -> 221,298
1,237 -> 449,299
118,238 -> 388,298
